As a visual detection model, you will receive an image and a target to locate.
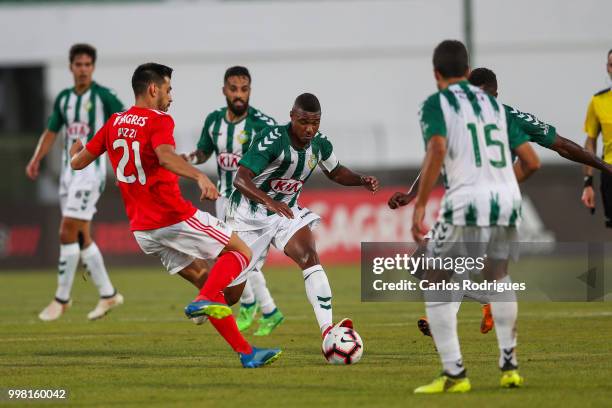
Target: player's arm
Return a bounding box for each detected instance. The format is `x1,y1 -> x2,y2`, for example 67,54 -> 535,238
26,129 -> 58,180
388,173 -> 420,209
155,144 -> 219,201
412,136 -> 446,243
512,142 -> 540,182
185,114 -> 216,164
581,98 -> 600,211
233,166 -> 294,218
70,140 -> 99,170
71,122 -> 109,170
322,163 -> 379,192
549,134 -> 611,174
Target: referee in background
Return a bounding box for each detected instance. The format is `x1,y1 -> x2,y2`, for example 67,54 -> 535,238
582,49 -> 612,227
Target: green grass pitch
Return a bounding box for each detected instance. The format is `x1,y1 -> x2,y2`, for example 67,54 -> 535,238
1,265 -> 611,407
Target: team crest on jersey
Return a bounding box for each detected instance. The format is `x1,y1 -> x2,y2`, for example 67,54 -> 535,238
85,100 -> 93,112
217,152 -> 241,171
237,130 -> 250,145
270,178 -> 304,195
307,153 -> 318,170
66,122 -> 90,138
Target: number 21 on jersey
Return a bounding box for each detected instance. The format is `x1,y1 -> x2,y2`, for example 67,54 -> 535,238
113,138 -> 147,185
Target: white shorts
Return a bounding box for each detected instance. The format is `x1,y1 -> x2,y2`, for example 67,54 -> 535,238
426,222 -> 520,261
59,177 -> 103,221
133,210 -> 233,275
215,196 -> 229,222
229,207 -> 321,284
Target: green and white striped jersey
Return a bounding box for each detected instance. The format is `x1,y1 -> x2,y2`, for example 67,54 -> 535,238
419,80 -> 527,227
505,104 -> 557,148
48,81 -> 124,182
228,124 -> 339,224
197,106 -> 276,198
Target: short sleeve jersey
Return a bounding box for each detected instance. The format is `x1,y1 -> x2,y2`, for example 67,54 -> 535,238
86,106 -> 196,231
584,87 -> 612,164
196,106 -> 276,198
419,81 -> 523,227
47,82 -> 124,181
228,124 -> 338,219
504,104 -> 557,148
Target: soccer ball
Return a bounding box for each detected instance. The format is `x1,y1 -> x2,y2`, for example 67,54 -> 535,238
322,326 -> 363,364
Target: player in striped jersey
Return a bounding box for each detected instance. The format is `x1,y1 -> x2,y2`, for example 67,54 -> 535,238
410,40 -> 532,393
185,66 -> 284,336
230,93 -> 379,346
391,67 -> 612,339
25,44 -> 124,321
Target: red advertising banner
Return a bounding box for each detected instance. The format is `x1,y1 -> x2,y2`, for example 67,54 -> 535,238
266,187 -> 444,265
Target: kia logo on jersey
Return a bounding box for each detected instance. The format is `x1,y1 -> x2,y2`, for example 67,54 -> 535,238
66,122 -> 90,138
217,153 -> 241,171
270,178 -> 304,194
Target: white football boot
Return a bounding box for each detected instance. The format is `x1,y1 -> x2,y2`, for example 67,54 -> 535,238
38,299 -> 72,321
87,293 -> 124,321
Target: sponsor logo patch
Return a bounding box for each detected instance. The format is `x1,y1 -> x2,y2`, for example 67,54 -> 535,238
270,178 -> 303,195
217,152 -> 241,171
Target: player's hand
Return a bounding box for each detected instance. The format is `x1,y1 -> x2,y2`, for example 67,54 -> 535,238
265,199 -> 294,219
388,192 -> 416,209
411,204 -> 428,243
581,186 -> 595,213
197,176 -> 219,201
69,139 -> 84,158
361,175 -> 379,192
25,159 -> 40,180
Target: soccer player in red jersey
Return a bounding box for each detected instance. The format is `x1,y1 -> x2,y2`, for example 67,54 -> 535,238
70,62 -> 281,368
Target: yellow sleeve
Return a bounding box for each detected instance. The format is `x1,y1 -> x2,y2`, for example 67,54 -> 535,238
584,97 -> 601,139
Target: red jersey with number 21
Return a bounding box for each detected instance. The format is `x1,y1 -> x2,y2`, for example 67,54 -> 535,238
86,106 -> 196,231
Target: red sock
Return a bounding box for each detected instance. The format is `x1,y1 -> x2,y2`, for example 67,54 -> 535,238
206,292 -> 252,354
195,251 -> 248,301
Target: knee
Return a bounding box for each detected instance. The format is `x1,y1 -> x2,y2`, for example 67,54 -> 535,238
223,288 -> 241,306
59,225 -> 77,244
292,251 -> 319,270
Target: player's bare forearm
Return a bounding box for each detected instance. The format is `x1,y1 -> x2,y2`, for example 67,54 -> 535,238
583,136 -> 597,176
233,166 -> 272,206
70,141 -> 98,170
155,144 -> 209,182
26,130 -> 57,179
513,142 -> 540,182
325,165 -> 380,192
234,166 -> 294,218
414,136 -> 446,208
30,130 -> 57,162
552,135 -> 612,175
388,173 -> 420,209
188,149 -> 211,165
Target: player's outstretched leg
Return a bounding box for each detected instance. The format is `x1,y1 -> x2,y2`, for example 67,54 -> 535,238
283,226 -> 349,339
236,279 -> 258,331
81,241 -> 123,320
39,242 -> 80,321
184,233 -> 282,367
251,269 -> 284,336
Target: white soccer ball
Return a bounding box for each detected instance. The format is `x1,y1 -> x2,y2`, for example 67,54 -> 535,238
322,326 -> 363,365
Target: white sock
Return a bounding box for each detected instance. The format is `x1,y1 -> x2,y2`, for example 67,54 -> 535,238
239,279 -> 255,305
489,276 -> 518,369
250,269 -> 277,315
302,265 -> 332,333
426,301 -> 465,376
55,243 -> 80,302
81,242 -> 115,298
